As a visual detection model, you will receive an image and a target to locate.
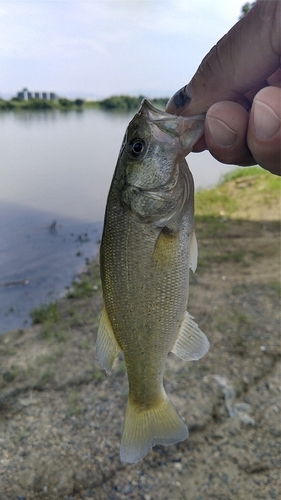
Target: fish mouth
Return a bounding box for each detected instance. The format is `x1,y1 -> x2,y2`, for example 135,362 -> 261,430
139,99 -> 205,154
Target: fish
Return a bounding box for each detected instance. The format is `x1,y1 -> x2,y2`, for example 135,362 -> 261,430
96,99 -> 210,463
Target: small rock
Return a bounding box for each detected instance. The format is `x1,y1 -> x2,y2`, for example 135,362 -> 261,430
124,484 -> 133,495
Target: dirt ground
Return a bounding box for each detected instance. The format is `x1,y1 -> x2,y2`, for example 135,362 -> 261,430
0,175 -> 280,500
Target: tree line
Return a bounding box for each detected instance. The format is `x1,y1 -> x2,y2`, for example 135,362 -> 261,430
0,95 -> 169,112
97,95 -> 169,111
0,97 -> 84,111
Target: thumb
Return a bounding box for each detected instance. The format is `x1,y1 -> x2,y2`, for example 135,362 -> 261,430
166,0 -> 281,116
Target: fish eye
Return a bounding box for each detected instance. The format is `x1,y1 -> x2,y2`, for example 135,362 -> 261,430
128,138 -> 146,158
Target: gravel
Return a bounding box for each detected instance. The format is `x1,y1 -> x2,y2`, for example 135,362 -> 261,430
0,217 -> 280,500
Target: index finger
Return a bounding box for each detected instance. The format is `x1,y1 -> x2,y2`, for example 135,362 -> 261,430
166,0 -> 281,116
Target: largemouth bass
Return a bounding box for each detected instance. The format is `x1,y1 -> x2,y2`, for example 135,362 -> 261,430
97,99 -> 210,463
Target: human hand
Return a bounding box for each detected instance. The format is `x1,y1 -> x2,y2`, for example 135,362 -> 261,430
166,0 -> 281,176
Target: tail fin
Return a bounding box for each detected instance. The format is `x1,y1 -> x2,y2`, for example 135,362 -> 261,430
120,392 -> 188,463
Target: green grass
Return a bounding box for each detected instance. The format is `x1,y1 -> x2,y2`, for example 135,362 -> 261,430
14,430 -> 28,442
195,166 -> 281,219
114,359 -> 127,376
30,302 -> 70,343
41,367 -> 54,381
221,165 -> 280,188
216,316 -> 230,334
86,363 -> 106,381
66,389 -> 82,417
267,281 -> 281,297
212,249 -> 246,264
2,369 -> 17,383
197,241 -> 249,269
30,302 -> 60,324
195,188 -> 238,218
221,166 -> 263,182
79,340 -> 91,350
67,276 -> 96,299
41,324 -> 68,342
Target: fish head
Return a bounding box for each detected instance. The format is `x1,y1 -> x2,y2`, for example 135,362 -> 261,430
116,99 -> 205,225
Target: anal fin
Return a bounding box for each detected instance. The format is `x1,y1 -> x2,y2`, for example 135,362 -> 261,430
96,306 -> 121,372
172,311 -> 210,361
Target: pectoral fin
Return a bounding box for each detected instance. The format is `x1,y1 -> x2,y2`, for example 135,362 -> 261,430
96,306 -> 121,372
189,230 -> 198,273
172,311 -> 210,361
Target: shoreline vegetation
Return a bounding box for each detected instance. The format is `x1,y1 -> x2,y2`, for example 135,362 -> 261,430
0,94 -> 169,112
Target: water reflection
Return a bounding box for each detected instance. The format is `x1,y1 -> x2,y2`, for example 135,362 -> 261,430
0,109 -> 136,222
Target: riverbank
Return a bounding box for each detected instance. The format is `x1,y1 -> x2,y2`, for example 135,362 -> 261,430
0,167 -> 280,499
0,95 -> 168,112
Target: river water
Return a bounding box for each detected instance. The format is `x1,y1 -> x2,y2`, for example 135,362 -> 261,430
0,108 -> 235,333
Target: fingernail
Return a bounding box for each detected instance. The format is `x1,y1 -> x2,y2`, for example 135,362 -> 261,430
166,86 -> 191,113
253,99 -> 280,139
207,117 -> 237,148
173,86 -> 191,108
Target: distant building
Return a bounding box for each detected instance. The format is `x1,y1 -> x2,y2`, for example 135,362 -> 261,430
17,88 -> 57,100
17,88 -> 28,100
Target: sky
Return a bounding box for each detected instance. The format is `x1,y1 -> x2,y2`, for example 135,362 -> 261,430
0,0 -> 243,100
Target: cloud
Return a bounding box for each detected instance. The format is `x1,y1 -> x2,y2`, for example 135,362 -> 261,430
0,0 -> 241,95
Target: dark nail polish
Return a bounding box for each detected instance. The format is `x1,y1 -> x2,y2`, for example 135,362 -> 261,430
172,87 -> 191,108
